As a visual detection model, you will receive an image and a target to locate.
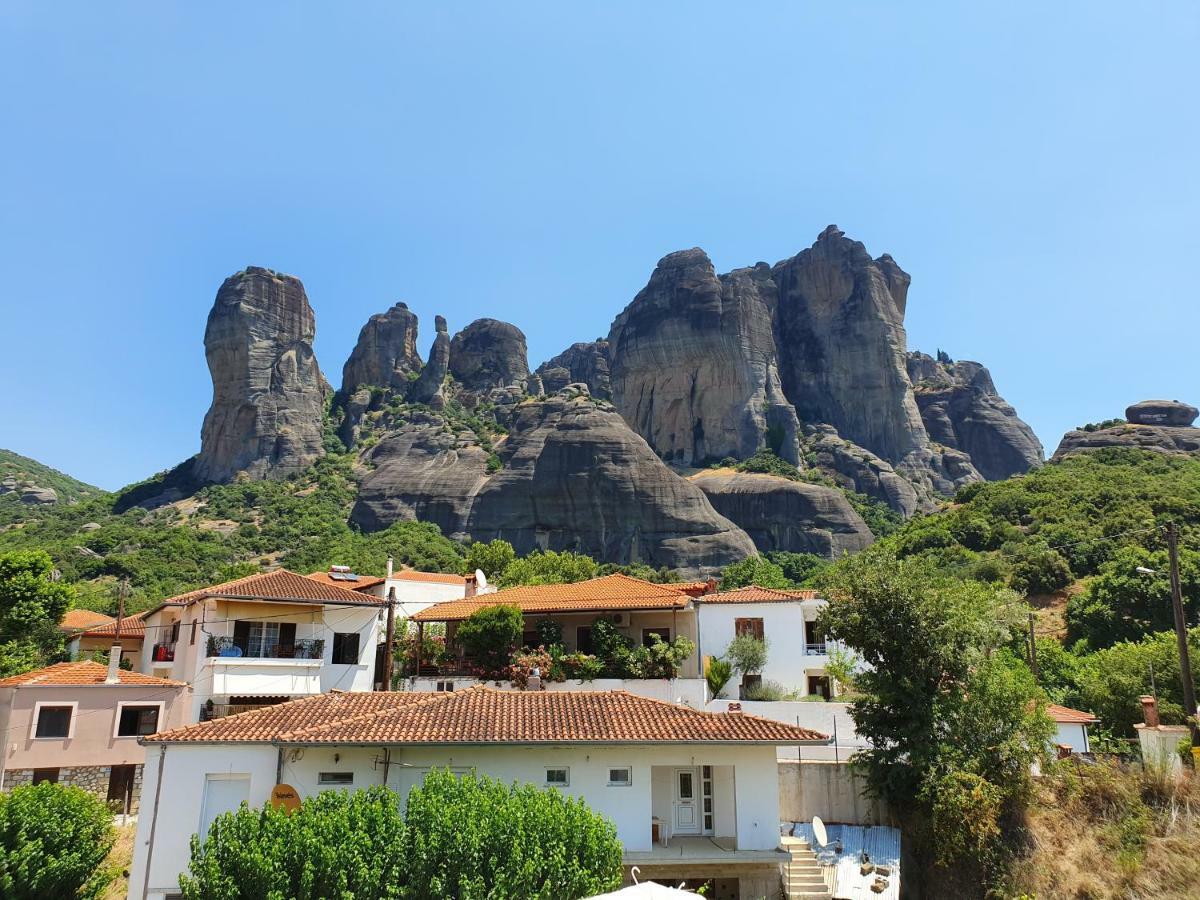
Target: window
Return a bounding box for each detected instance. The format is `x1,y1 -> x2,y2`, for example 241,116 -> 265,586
607,767 -> 632,786
169,620 -> 180,644
544,767 -> 569,786
435,680 -> 455,692
34,705 -> 74,739
117,704 -> 161,737
576,626 -> 593,655
32,768 -> 59,785
331,632 -> 360,665
190,621 -> 197,645
232,621 -> 296,658
642,628 -> 670,648
734,617 -> 764,641
318,772 -> 354,786
522,630 -> 540,650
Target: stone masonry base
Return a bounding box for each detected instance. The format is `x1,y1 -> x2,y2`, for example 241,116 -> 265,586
3,764 -> 143,812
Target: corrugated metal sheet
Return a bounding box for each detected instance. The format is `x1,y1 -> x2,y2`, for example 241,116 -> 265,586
789,823 -> 900,900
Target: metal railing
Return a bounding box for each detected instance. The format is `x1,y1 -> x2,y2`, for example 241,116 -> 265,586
206,636 -> 325,660
151,642 -> 176,662
804,643 -> 828,656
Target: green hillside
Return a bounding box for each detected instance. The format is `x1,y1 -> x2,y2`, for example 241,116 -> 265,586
0,448 -> 102,502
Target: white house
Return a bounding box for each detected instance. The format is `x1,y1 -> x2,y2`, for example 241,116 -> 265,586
695,587 -> 837,699
136,570 -> 385,722
1047,703 -> 1099,755
127,687 -> 829,900
307,562 -> 497,618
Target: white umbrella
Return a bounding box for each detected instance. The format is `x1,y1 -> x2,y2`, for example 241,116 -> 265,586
587,875 -> 700,898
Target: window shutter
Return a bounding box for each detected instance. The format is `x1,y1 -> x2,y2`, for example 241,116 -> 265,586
232,620 -> 251,653
279,622 -> 297,650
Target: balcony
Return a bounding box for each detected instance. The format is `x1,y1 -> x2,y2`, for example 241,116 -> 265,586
206,635 -> 325,660
150,642 -> 176,663
804,643 -> 828,656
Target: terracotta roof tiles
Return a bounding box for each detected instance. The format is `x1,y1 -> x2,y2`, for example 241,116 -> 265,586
146,686 -> 829,746
306,571 -> 386,591
392,571 -> 468,585
160,570 -> 385,608
79,611 -> 149,638
1047,703 -> 1099,724
0,660 -> 185,688
696,586 -> 820,603
59,609 -> 115,632
412,574 -> 693,621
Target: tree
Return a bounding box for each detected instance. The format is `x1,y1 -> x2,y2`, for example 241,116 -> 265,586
0,550 -> 75,677
181,786 -> 408,899
498,550 -> 598,587
725,634 -> 768,676
816,548 -> 1051,883
705,656 -> 733,698
455,605 -> 523,676
0,782 -> 115,900
1006,542 -> 1073,596
764,551 -> 828,586
718,555 -> 790,590
400,769 -> 622,899
463,539 -> 516,582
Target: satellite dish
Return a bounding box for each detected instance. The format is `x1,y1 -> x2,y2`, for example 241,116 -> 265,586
812,815 -> 828,848
475,569 -> 488,589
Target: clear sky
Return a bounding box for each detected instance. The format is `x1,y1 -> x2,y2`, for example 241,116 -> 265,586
1,3 -> 1197,491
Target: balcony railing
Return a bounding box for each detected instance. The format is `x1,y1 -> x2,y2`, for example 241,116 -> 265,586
804,643 -> 828,656
206,636 -> 325,660
151,642 -> 176,663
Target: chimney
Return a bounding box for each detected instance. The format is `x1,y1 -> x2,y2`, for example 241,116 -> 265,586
727,702 -> 742,712
1140,695 -> 1160,728
526,667 -> 541,692
465,573 -> 477,598
105,644 -> 122,684
386,556 -> 394,580
705,578 -> 718,594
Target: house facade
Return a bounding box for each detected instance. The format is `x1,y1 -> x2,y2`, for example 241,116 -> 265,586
1047,703 -> 1099,755
61,609 -> 147,667
128,687 -> 828,900
0,659 -> 187,813
135,570 -> 385,722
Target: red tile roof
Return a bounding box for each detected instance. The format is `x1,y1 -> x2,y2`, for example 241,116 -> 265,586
306,571 -> 386,591
696,586 -> 820,603
412,574 -> 694,622
392,570 -> 468,585
146,686 -> 829,745
157,570 -> 385,609
80,612 -> 148,639
0,660 -> 185,688
60,609 -> 115,632
1047,703 -> 1099,724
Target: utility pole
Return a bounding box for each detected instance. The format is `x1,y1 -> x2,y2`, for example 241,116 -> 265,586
1166,522 -> 1199,748
380,586 -> 396,691
1028,612 -> 1039,676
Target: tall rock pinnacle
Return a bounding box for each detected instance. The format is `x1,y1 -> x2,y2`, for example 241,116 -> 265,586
194,267 -> 327,484
341,302 -> 422,393
449,319 -> 530,392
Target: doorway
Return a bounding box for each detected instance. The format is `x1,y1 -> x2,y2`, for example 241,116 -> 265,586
808,674 -> 831,700
107,764 -> 136,815
672,767 -> 701,834
198,774 -> 250,842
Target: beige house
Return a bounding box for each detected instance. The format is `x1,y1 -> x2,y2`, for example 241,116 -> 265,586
0,659 -> 188,813
61,609 -> 147,667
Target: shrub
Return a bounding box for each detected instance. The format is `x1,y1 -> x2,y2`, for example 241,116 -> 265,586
631,635 -> 695,679
180,786 -> 407,900
0,782 -> 116,900
742,679 -> 798,701
719,555 -> 791,590
705,656 -> 733,698
509,647 -> 553,689
534,618 -> 563,648
1008,544 -> 1073,595
726,634 -> 769,675
553,650 -> 603,682
400,769 -> 622,899
456,605 -> 523,677
590,617 -> 635,677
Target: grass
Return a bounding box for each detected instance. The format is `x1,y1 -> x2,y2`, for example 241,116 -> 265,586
102,821 -> 137,900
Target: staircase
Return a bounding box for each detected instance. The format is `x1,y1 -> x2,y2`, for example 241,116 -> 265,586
781,835 -> 832,900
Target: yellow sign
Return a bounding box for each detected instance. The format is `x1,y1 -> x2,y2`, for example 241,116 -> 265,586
271,783 -> 301,814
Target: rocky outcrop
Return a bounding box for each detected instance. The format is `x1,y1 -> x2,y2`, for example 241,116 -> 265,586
804,426 -> 924,516
1126,400 -> 1198,428
449,319 -> 530,393
693,472 -> 873,557
1053,400 -> 1200,460
1,477 -> 58,504
608,250 -> 801,465
408,315 -> 451,407
537,341 -> 612,399
773,227 -> 928,468
907,352 -> 1043,481
352,388 -> 755,576
194,267 -> 328,484
341,302 -> 422,392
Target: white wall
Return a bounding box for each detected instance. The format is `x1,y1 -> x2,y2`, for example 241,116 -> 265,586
697,600 -> 831,694
1054,722 -> 1090,753
388,578 -> 478,618
128,741 -> 782,899
707,699 -> 855,762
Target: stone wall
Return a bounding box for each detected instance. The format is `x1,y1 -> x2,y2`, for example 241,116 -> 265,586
4,763 -> 143,811
778,760 -> 892,826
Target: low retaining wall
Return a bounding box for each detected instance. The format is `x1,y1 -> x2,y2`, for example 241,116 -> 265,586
406,676 -> 708,708
778,760 -> 892,826
3,764 -> 143,812
706,699 -> 866,762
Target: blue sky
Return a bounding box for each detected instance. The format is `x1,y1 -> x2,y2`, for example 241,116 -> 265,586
1,3 -> 1197,491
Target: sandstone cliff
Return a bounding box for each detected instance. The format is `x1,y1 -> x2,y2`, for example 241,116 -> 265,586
1052,400 -> 1200,460
194,267 -> 327,484
449,319 -> 530,393
536,341 -> 612,399
341,302 -> 422,393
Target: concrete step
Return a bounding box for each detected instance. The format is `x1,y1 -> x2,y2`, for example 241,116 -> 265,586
785,891 -> 832,900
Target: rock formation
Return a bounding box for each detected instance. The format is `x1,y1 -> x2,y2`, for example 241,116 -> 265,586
804,426 -> 923,517
341,302 -> 422,393
907,352 -> 1044,481
608,250 -> 801,465
194,267 -> 328,484
352,388 -> 756,576
408,315 -> 451,407
448,319 -> 530,393
692,471 -> 873,557
536,341 -> 612,399
1053,400 -> 1200,460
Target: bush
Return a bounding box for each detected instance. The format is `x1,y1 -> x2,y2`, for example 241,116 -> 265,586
632,635 -> 695,679
0,782 -> 116,900
742,679 -> 798,701
552,649 -> 603,682
400,769 -> 622,899
456,605 -> 523,677
181,786 -> 407,899
509,647 -> 553,689
534,618 -> 563,648
725,634 -> 769,675
1008,543 -> 1073,595
719,555 -> 791,590
705,656 -> 733,698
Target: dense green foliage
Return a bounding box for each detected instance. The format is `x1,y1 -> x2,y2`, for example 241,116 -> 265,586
496,549 -> 599,587
0,782 -> 116,900
183,775 -> 621,900
0,550 -> 74,676
719,554 -> 791,590
0,449 -> 101,504
817,548 -> 1051,887
456,604 -> 524,676
705,655 -> 733,697
725,634 -> 769,675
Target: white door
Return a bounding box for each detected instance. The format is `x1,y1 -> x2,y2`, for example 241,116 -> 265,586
198,775 -> 250,841
672,767 -> 701,834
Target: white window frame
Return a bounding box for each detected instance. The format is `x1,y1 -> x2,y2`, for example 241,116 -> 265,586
112,700 -> 167,739
317,772 -> 354,786
607,766 -> 632,787
30,700 -> 78,740
544,767 -> 570,787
